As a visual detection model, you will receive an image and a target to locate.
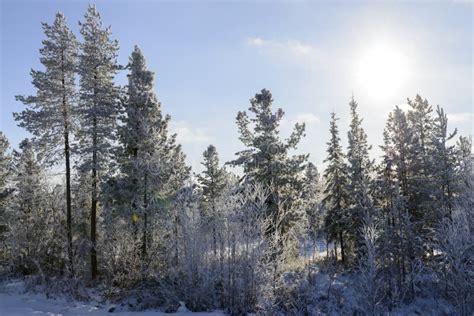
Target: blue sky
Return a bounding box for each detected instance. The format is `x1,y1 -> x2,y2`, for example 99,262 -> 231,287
1,0 -> 472,173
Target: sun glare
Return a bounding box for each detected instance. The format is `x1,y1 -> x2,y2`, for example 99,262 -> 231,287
356,42 -> 408,100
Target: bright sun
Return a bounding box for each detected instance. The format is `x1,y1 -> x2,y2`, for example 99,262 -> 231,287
356,43 -> 408,99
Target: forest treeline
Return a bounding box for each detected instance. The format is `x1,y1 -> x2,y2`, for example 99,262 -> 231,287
0,5 -> 472,315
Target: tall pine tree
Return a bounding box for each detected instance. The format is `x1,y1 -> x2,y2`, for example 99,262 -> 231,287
78,5 -> 120,279
15,12 -> 78,275
119,46 -> 190,258
379,106 -> 423,300
406,95 -> 435,243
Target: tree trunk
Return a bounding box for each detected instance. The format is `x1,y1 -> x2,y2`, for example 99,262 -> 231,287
61,53 -> 74,277
142,173 -> 148,258
90,116 -> 98,280
339,231 -> 345,263
174,210 -> 179,265
64,130 -> 73,276
211,198 -> 217,256
326,234 -> 329,260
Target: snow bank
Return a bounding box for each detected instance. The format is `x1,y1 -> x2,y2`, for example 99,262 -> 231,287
0,280 -> 224,316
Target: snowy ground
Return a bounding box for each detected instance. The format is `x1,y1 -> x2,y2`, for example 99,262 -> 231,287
0,280 -> 224,316
0,275 -> 456,315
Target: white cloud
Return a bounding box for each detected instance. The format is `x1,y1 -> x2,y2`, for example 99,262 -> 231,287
293,113 -> 320,125
246,37 -> 324,68
247,37 -> 265,47
170,121 -> 212,144
447,112 -> 473,124
281,112 -> 321,128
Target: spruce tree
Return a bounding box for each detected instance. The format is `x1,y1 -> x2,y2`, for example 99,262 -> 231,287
230,89 -> 309,261
346,96 -> 374,259
198,145 -> 228,255
119,46 -> 190,258
78,4 -> 120,279
15,12 -> 78,275
406,95 -> 435,240
322,112 -> 349,262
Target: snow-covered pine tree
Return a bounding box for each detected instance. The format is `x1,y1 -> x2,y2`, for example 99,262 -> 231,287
10,139 -> 48,274
406,95 -> 436,246
454,135 -> 473,251
119,46 -> 190,259
374,117 -> 400,307
78,5 -> 120,279
230,89 -> 308,261
431,105 -> 457,218
379,106 -> 424,301
0,132 -> 11,197
0,132 -> 12,254
455,136 -> 472,202
375,137 -> 420,307
346,96 -> 374,260
381,107 -> 414,200
198,145 -> 228,256
14,12 -> 78,276
322,112 -> 349,262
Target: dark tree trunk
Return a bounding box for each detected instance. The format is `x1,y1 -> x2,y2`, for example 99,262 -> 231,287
64,130 -> 73,276
61,53 -> 74,277
142,173 -> 148,258
212,202 -> 217,257
174,210 -> 179,265
326,235 -> 329,260
339,231 -> 345,263
90,116 -> 98,280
